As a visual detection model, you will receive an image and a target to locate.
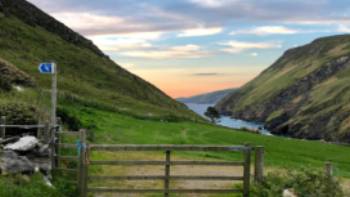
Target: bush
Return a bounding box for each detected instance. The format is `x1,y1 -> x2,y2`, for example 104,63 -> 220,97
251,168 -> 344,197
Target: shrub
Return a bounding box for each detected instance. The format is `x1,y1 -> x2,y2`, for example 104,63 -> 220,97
251,168 -> 344,197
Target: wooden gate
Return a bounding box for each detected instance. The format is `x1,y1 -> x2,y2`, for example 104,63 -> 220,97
55,130 -> 265,197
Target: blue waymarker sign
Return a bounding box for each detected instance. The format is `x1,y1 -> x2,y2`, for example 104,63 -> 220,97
38,62 -> 55,74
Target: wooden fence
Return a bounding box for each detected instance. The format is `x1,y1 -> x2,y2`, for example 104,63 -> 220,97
55,129 -> 265,197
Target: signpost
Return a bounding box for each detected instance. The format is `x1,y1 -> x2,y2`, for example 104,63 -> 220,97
39,62 -> 57,169
38,62 -> 57,127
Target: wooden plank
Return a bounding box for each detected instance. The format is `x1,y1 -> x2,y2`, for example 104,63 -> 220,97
55,168 -> 78,173
171,160 -> 244,166
0,125 -> 45,129
90,144 -> 248,152
79,129 -> 88,197
58,131 -> 80,136
254,146 -> 264,183
170,176 -> 244,180
88,175 -> 244,181
169,189 -> 242,193
87,188 -> 242,193
59,143 -> 76,148
90,160 -> 165,165
1,116 -> 6,138
89,175 -> 165,180
56,155 -> 78,161
88,188 -> 164,193
243,146 -> 251,197
325,161 -> 333,177
164,150 -> 171,197
89,160 -> 244,166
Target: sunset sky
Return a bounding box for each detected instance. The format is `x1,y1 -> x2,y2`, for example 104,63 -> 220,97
28,0 -> 350,98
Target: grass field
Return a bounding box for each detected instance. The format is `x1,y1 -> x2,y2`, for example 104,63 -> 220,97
67,104 -> 350,178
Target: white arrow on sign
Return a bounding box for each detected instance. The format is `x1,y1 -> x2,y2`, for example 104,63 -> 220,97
38,62 -> 55,74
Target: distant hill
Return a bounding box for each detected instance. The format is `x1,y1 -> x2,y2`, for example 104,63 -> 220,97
177,88 -> 237,104
0,0 -> 200,124
216,34 -> 350,143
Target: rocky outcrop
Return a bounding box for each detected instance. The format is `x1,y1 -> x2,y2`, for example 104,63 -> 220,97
0,58 -> 34,90
216,35 -> 350,142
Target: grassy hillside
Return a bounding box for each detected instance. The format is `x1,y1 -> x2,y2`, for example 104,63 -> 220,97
216,35 -> 350,142
0,0 -> 201,123
177,88 -> 237,104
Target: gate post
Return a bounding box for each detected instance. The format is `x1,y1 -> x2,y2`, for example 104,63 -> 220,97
1,116 -> 6,139
254,146 -> 264,183
79,129 -> 88,197
243,145 -> 251,197
325,161 -> 333,177
164,150 -> 171,197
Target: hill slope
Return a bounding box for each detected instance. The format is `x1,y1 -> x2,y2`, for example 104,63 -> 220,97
0,0 -> 200,123
216,35 -> 350,143
177,88 -> 237,104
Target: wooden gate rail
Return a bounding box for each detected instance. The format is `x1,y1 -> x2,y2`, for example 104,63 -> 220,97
55,130 -> 265,197
54,130 -> 85,183
85,144 -> 253,197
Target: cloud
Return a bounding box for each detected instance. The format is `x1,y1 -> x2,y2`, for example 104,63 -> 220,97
230,26 -> 299,35
120,44 -> 210,59
192,72 -> 223,76
178,27 -> 223,37
52,12 -> 166,36
188,0 -> 237,8
337,24 -> 350,33
29,0 -> 350,37
250,52 -> 258,57
88,32 -> 163,52
220,40 -> 282,53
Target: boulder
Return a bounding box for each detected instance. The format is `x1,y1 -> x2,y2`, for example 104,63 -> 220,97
4,136 -> 39,151
0,150 -> 34,174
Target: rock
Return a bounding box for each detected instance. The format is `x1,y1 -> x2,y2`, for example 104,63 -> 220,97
283,188 -> 297,197
0,136 -> 20,145
31,158 -> 51,173
5,136 -> 39,151
36,143 -> 50,157
0,150 -> 34,174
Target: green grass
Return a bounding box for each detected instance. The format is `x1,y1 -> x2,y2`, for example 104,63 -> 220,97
0,173 -> 77,197
68,104 -> 350,178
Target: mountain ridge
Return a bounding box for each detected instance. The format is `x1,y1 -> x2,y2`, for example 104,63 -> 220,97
177,88 -> 237,104
0,0 -> 200,125
216,34 -> 350,142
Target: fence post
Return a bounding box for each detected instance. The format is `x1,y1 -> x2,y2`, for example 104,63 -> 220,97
254,146 -> 264,183
325,161 -> 333,177
1,116 -> 6,139
243,145 -> 251,197
43,122 -> 50,143
79,129 -> 88,197
55,117 -> 62,168
164,150 -> 171,197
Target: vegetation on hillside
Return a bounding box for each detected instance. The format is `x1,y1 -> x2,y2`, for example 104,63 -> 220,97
216,35 -> 350,142
0,2 -> 201,122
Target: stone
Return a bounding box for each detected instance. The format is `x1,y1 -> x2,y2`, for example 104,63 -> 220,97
0,150 -> 34,174
283,188 -> 298,197
5,136 -> 39,151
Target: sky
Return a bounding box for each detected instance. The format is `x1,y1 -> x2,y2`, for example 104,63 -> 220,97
28,0 -> 350,98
